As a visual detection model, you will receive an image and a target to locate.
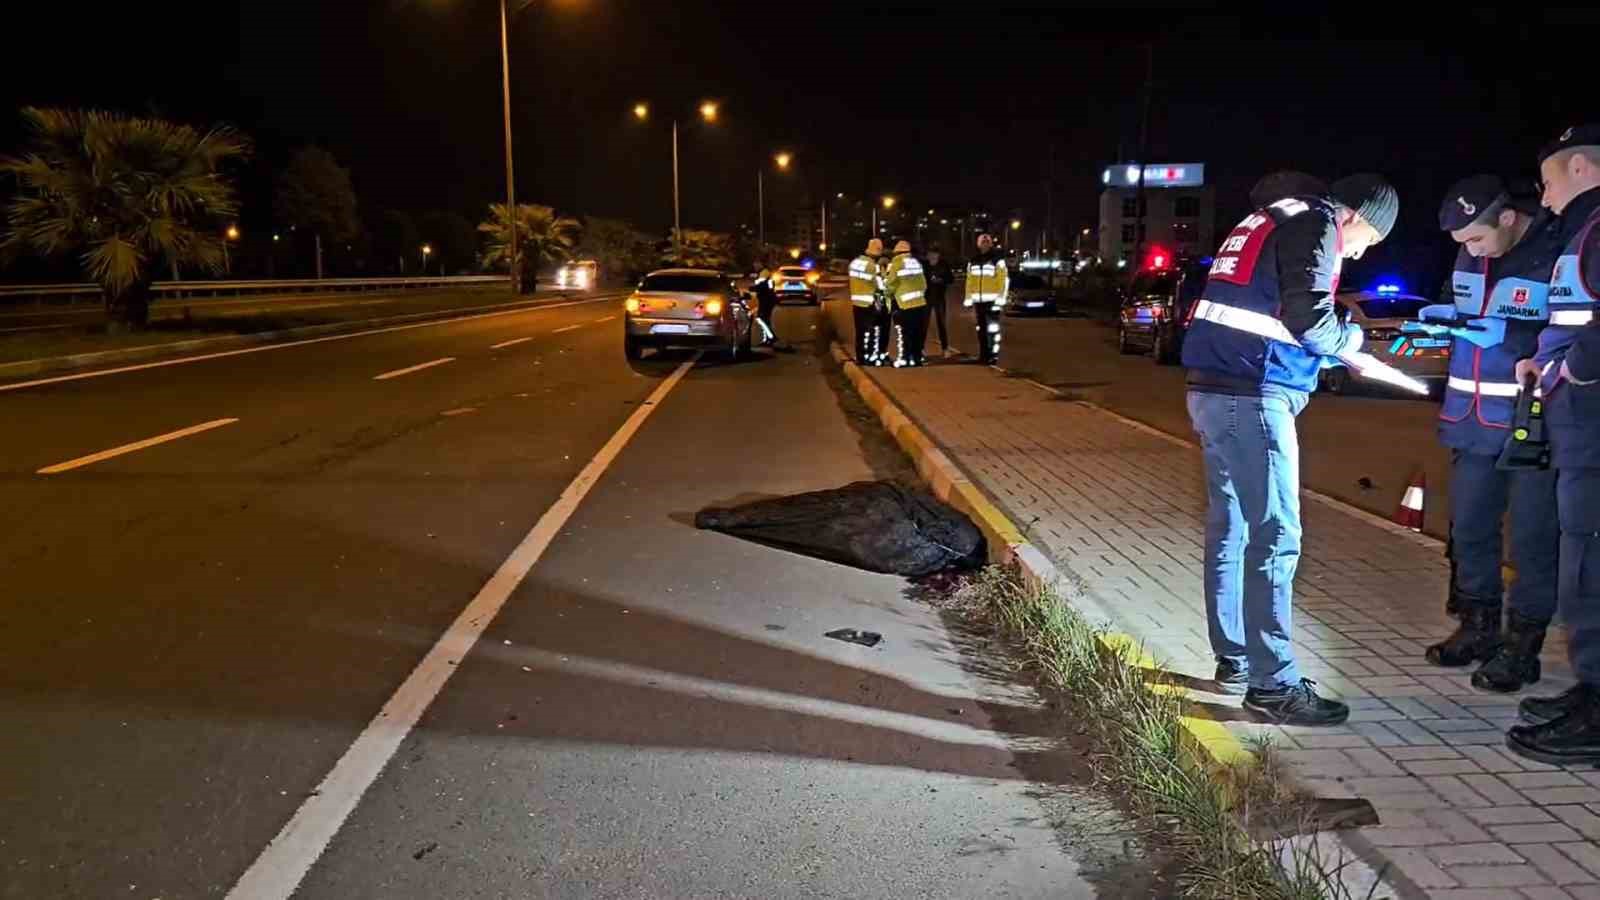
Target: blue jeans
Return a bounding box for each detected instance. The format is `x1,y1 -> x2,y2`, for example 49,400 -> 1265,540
1449,449 -> 1559,620
1187,389 -> 1309,690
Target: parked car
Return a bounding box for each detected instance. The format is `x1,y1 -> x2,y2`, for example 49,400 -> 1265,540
1319,289 -> 1449,396
1003,272 -> 1060,315
1116,260 -> 1208,363
623,268 -> 754,361
772,265 -> 819,304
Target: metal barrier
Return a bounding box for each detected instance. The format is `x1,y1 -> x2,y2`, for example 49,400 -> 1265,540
0,275 -> 511,304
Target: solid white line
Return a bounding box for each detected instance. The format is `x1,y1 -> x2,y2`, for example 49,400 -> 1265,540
0,294 -> 622,395
489,337 -> 532,350
37,418 -> 239,475
224,354 -> 700,900
593,315 -> 616,323
552,323 -> 583,334
372,357 -> 454,381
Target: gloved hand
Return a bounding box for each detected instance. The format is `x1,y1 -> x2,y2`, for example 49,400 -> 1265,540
1418,303 -> 1458,323
1401,320 -> 1453,336
1447,316 -> 1505,349
1337,320 -> 1364,357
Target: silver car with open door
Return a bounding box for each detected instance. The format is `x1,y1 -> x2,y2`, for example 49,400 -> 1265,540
623,268 -> 754,361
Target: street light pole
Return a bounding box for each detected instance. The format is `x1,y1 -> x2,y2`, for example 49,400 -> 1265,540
758,168 -> 764,252
672,119 -> 681,263
499,0 -> 519,294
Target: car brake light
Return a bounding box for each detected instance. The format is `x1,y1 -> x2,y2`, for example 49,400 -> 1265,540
703,298 -> 723,316
625,296 -> 641,314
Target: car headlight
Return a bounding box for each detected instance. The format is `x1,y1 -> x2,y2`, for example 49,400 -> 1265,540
625,296 -> 641,314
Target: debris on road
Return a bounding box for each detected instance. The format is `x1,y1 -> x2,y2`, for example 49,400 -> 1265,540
412,841 -> 438,861
694,481 -> 984,576
824,628 -> 883,648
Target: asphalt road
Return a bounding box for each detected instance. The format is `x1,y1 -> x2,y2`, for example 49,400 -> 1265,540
924,303 -> 1454,542
1,292 -> 1146,898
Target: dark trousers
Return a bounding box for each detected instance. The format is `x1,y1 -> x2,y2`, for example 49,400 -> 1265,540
894,305 -> 929,365
853,305 -> 889,364
927,289 -> 949,350
1556,467 -> 1600,684
1448,449 -> 1558,621
756,292 -> 777,342
974,302 -> 1002,363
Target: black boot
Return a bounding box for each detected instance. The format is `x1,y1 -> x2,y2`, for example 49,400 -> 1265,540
1521,683 -> 1593,726
1472,613 -> 1548,693
1425,604 -> 1502,668
1507,685 -> 1600,766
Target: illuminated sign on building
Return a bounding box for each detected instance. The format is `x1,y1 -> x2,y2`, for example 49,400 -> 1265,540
1100,163 -> 1205,188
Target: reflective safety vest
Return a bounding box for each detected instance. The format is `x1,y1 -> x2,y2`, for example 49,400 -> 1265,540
1534,189 -> 1600,467
964,254 -> 1008,306
849,255 -> 884,308
1437,229 -> 1558,454
885,252 -> 927,309
1180,197 -> 1342,394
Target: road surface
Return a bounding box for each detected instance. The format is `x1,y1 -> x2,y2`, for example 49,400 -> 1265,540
1,293 -> 1154,898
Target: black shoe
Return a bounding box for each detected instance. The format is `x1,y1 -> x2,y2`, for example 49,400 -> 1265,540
1214,658 -> 1249,696
1507,689 -> 1600,766
1472,613 -> 1547,694
1425,605 -> 1502,668
1521,683 -> 1596,726
1243,679 -> 1350,727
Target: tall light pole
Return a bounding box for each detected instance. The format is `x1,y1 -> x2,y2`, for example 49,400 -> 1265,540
223,225 -> 239,276
760,151 -> 791,254
421,243 -> 433,274
635,100 -> 717,264
499,0 -> 519,293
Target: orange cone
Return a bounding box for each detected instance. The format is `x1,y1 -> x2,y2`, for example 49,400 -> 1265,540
1395,470 -> 1426,532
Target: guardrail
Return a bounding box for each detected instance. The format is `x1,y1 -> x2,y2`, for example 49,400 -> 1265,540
0,275 -> 511,304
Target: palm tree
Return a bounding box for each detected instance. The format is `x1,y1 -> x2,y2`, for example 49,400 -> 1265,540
478,203 -> 579,293
0,107 -> 250,329
665,228 -> 736,270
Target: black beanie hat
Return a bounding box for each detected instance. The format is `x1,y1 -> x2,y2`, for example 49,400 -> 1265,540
1330,174 -> 1399,240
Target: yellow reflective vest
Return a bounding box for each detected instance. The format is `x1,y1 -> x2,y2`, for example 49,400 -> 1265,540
848,254 -> 884,308
885,252 -> 927,310
963,254 -> 1009,306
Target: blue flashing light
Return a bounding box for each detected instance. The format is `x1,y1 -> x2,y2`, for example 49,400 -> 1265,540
1375,282 -> 1403,295
800,258 -> 815,270
1198,256 -> 1214,267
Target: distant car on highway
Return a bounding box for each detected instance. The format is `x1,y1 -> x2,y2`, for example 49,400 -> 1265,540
1003,272 -> 1060,316
557,259 -> 598,291
623,268 -> 754,361
772,265 -> 819,304
1318,287 -> 1449,396
1116,259 -> 1208,363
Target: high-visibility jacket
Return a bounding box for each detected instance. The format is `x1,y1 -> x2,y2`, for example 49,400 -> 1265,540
1533,186 -> 1600,468
1180,196 -> 1353,395
1437,220 -> 1560,454
849,254 -> 884,308
963,252 -> 1008,306
885,252 -> 927,310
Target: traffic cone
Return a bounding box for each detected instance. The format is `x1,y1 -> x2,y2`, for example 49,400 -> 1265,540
1395,470 -> 1426,532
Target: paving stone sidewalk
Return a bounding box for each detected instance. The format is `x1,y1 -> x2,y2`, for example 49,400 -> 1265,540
863,359 -> 1600,900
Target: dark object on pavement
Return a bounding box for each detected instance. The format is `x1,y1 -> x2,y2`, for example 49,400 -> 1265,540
694,481 -> 985,576
1356,476 -> 1375,490
825,628 -> 883,648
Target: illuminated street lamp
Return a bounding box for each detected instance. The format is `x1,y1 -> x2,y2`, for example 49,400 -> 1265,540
1011,219 -> 1022,230
222,224 -> 239,275
699,101 -> 719,123
789,247 -> 801,260
633,99 -> 721,262
759,150 -> 793,251
873,195 -> 896,235
421,243 -> 433,274
632,102 -> 648,121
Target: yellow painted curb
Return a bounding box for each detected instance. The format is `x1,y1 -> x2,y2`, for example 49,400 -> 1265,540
829,342 -> 1254,771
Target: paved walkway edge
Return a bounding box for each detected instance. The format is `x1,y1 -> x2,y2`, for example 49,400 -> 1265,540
0,292 -> 617,381
829,342 -> 1392,898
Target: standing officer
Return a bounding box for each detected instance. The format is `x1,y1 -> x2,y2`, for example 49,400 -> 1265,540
1418,175 -> 1560,693
1182,174 -> 1397,727
1508,125 -> 1600,765
885,239 -> 929,367
752,263 -> 780,347
924,246 -> 956,358
964,233 -> 1008,364
848,238 -> 889,365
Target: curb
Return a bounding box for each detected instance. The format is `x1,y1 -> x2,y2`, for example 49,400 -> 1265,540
827,342 -> 1251,768
0,292 -> 616,381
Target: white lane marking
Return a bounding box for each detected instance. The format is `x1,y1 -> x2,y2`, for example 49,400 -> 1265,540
0,294 -> 622,395
593,315 -> 616,323
552,323 -> 583,334
37,418 -> 240,475
440,407 -> 476,417
225,354 -> 700,900
489,337 -> 532,350
372,357 -> 454,381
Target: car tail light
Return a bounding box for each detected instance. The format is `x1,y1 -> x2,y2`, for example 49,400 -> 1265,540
625,295 -> 641,314
702,298 -> 724,316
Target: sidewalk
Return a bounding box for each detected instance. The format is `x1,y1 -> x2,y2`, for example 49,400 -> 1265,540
850,353 -> 1600,899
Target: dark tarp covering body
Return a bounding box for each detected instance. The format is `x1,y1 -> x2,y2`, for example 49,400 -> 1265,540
694,481 -> 986,577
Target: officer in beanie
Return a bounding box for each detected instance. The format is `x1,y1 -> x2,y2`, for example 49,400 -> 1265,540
1182,173 -> 1397,726
1508,124 -> 1600,764
1414,175 -> 1560,692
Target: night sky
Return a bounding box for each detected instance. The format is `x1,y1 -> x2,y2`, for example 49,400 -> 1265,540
2,3 -> 1597,290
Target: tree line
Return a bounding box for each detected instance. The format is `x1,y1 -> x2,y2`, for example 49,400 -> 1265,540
0,108 -> 760,330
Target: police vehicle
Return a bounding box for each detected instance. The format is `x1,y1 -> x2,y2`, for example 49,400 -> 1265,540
1318,283 -> 1450,396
